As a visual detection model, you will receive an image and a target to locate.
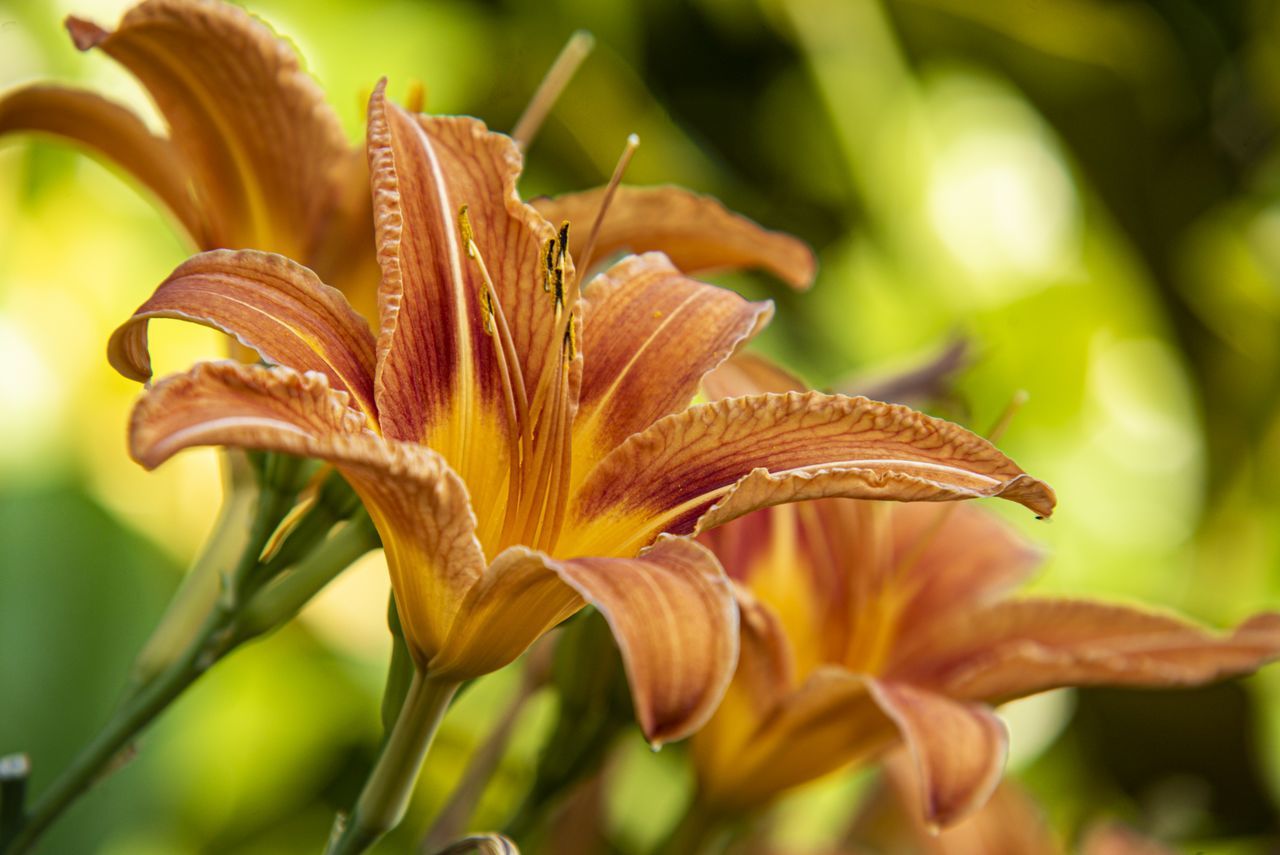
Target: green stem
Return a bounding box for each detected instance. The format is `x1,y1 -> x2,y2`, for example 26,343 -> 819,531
231,514 -> 379,644
420,665 -> 541,852
1,610 -> 226,854
327,672 -> 459,855
1,477 -> 371,853
125,451 -> 258,695
230,458 -> 308,605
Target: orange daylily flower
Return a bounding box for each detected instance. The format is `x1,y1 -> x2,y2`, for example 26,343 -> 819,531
1,0 -> 817,320
692,365 -> 1280,825
0,0 -> 381,315
847,752 -> 1174,855
113,80 -> 1055,745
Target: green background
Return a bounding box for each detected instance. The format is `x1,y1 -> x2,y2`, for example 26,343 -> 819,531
2,0 -> 1279,851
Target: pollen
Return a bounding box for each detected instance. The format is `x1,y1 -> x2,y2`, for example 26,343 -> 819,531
543,238 -> 556,292
458,205 -> 476,257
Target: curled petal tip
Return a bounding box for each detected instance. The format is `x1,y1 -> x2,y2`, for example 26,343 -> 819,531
369,77 -> 389,110
65,16 -> 109,51
997,473 -> 1057,518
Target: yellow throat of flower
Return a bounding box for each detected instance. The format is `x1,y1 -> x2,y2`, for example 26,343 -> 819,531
452,135 -> 640,559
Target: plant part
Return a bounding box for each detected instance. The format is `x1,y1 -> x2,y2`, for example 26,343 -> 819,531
0,0 -> 384,316
114,69 -> 1054,847
846,752 -> 1176,855
690,363 -> 1280,834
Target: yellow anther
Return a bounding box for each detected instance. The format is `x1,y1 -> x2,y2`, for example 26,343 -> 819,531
481,289 -> 495,336
458,205 -> 476,258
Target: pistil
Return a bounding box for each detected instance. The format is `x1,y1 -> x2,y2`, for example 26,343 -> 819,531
577,134 -> 640,277
511,30 -> 596,150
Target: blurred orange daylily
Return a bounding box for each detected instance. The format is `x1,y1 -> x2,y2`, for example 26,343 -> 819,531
113,78 -> 1055,745
693,366 -> 1280,825
847,752 -> 1174,855
0,0 -> 382,315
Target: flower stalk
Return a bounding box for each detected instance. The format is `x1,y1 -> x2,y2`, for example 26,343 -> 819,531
1,605 -> 225,854
420,642 -> 551,852
0,465 -> 379,854
328,673 -> 460,855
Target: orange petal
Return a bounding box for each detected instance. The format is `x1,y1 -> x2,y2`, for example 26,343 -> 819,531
690,585 -> 797,801
306,151 -> 381,323
67,0 -> 350,256
567,392 -> 1056,557
891,504 -> 1044,634
574,253 -> 771,474
130,362 -> 367,470
730,585 -> 796,713
557,536 -> 737,746
857,751 -> 1063,855
699,503 -> 837,675
532,185 -> 816,288
421,537 -> 736,742
696,666 -> 893,812
350,444 -> 486,667
427,546 -> 586,680
0,84 -> 203,243
867,679 -> 1008,828
700,352 -> 808,400
109,250 -> 377,420
893,601 -> 1280,703
367,83 -> 563,524
131,360 -> 485,661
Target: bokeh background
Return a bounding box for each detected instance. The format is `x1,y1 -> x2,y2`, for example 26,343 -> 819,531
3,0 -> 1280,851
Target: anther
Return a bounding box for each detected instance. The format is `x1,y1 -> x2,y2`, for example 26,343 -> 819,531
543,238 -> 556,292
458,205 -> 476,258
563,313 -> 577,360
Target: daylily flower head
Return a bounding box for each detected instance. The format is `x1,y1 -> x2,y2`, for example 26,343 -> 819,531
108,66 -> 1055,745
691,362 -> 1280,823
0,0 -> 384,316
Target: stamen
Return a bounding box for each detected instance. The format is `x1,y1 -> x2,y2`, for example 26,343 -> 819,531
563,311 -> 577,360
518,344 -> 567,547
458,204 -> 476,252
576,133 -> 640,278
542,322 -> 578,552
529,223 -> 577,427
458,205 -> 534,543
511,30 -> 596,150
543,238 -> 556,292
553,221 -> 569,310
540,368 -> 574,553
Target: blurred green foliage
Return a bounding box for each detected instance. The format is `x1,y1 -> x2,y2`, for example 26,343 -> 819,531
2,0 -> 1279,851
